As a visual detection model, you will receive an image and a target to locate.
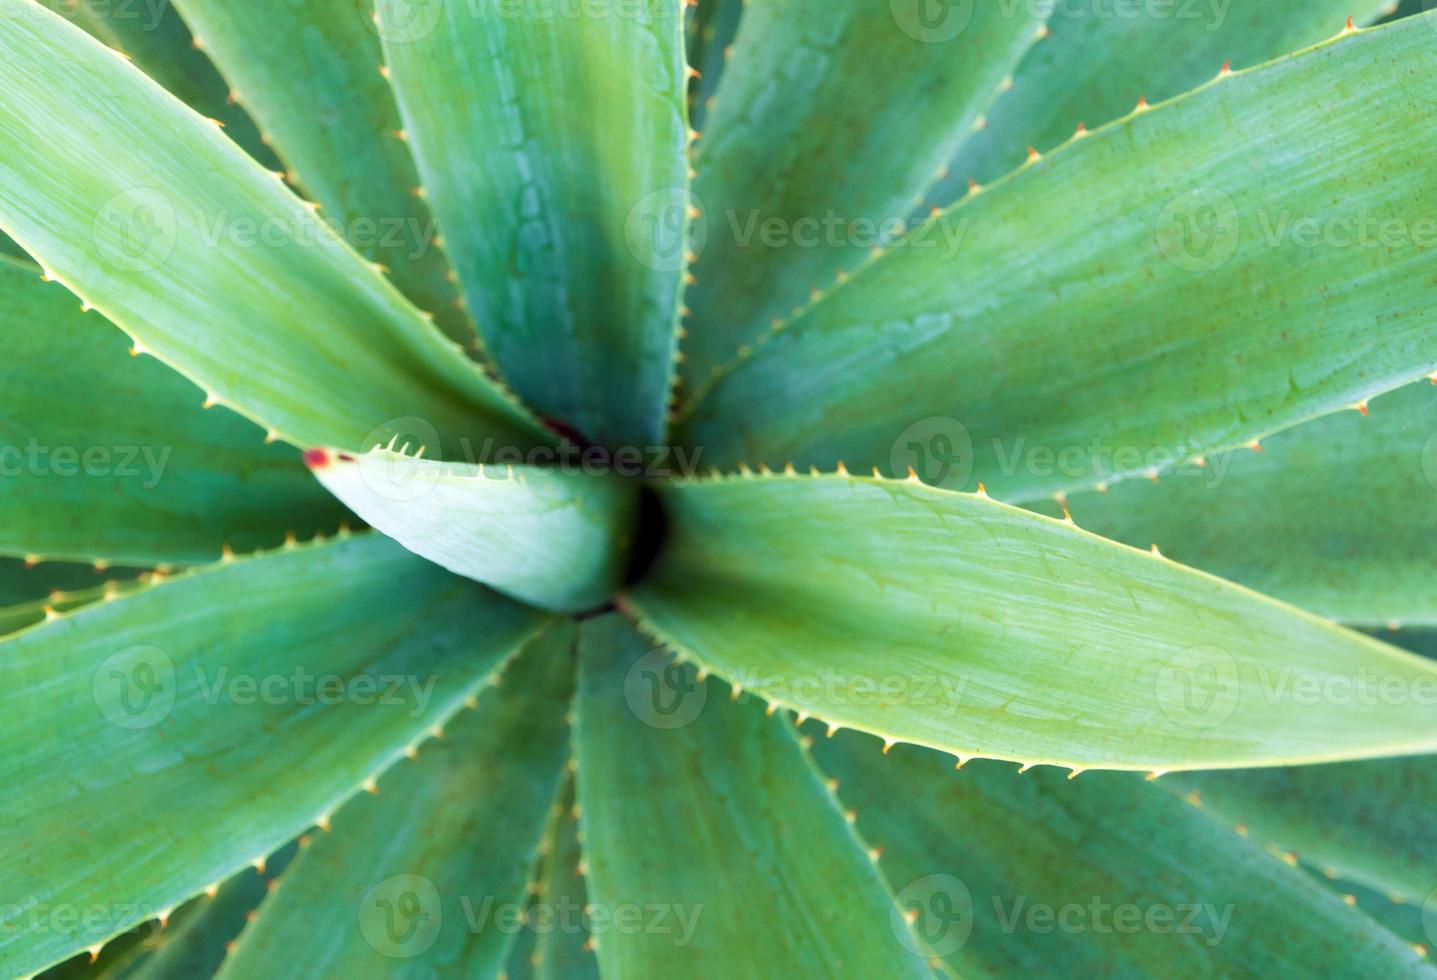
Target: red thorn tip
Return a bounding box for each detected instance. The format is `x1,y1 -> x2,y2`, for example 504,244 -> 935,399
1346,16 -> 1355,30
303,449 -> 330,468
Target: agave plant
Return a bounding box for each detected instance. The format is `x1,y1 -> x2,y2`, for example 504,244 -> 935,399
3,0 -> 1437,975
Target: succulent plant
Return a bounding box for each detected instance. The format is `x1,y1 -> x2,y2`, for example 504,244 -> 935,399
3,0 -> 1437,975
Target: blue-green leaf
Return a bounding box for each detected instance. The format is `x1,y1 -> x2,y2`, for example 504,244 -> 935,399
166,0 -> 473,344
810,731 -> 1436,977
0,254 -> 348,566
574,614 -> 931,976
681,0 -> 1048,382
0,534 -> 549,977
0,0 -> 548,453
220,622 -> 574,977
376,0 -> 689,448
678,16 -> 1437,502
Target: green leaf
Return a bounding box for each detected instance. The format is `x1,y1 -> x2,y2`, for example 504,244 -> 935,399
305,447 -> 639,612
677,16 -> 1437,501
928,0 -> 1392,203
809,732 -> 1436,977
526,778 -> 599,980
0,534 -> 549,977
679,0 -> 1048,382
165,0 -> 473,345
1315,876 -> 1432,955
0,0 -> 548,454
1032,380 -> 1437,627
627,472 -> 1437,771
573,614 -> 932,976
0,227 -> 26,259
1172,759 -> 1437,908
0,575 -> 147,639
375,0 -> 689,448
41,846 -> 297,980
33,0 -> 279,169
0,255 -> 348,566
219,622 -> 574,977
0,556 -> 128,606
684,0 -> 742,130
1147,629 -> 1437,909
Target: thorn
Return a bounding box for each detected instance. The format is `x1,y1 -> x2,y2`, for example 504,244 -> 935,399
87,944 -> 103,963
1067,768 -> 1083,780
1134,95 -> 1150,112
156,907 -> 173,927
362,777 -> 379,794
1145,770 -> 1165,781
1025,146 -> 1040,163
378,64 -> 391,79
1342,15 -> 1356,34
251,856 -> 267,874
42,606 -> 59,622
835,460 -> 849,476
1218,59 -> 1233,77
316,813 -> 332,831
1017,763 -> 1033,774
204,883 -> 220,898
1354,399 -> 1369,416
882,738 -> 896,754
1073,122 -> 1087,139
1246,439 -> 1264,453
975,483 -> 989,499
1150,543 -> 1164,558
1342,893 -> 1358,906
954,755 -> 969,770
826,722 -> 840,738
